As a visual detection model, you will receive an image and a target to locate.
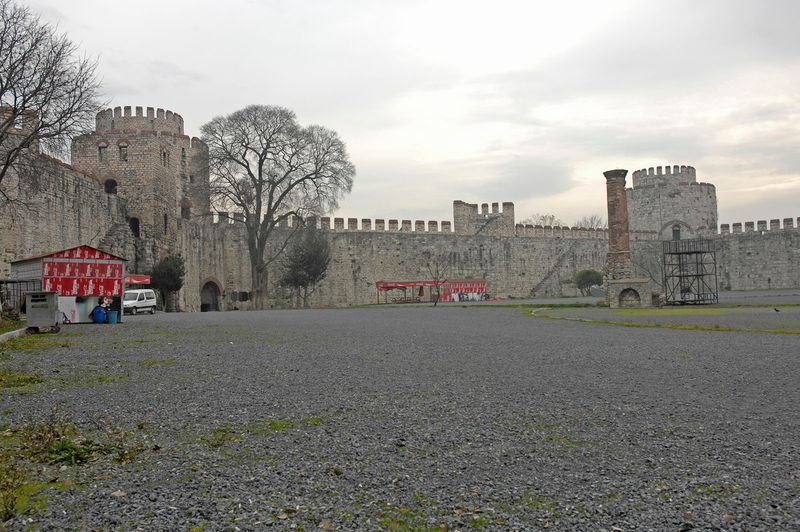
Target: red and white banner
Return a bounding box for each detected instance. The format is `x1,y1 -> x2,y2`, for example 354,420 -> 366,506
42,255 -> 124,297
43,277 -> 123,297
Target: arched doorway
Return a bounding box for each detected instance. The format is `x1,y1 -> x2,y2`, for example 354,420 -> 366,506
200,281 -> 221,312
619,288 -> 641,308
104,179 -> 118,194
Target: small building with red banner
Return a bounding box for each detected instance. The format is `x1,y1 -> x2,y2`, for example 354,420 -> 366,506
10,245 -> 127,323
375,278 -> 487,304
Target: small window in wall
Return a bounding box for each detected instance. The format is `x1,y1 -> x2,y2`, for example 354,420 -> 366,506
128,217 -> 140,238
98,145 -> 107,162
189,175 -> 195,183
119,145 -> 128,161
181,206 -> 190,219
104,179 -> 117,194
239,292 -> 250,302
181,148 -> 186,167
164,213 -> 168,234
672,225 -> 681,241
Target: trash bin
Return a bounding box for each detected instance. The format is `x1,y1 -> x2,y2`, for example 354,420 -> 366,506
107,311 -> 118,324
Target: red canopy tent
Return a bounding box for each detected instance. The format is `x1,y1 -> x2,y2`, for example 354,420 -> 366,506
375,279 -> 486,304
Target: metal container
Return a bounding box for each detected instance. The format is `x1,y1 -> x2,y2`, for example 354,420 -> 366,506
25,291 -> 60,332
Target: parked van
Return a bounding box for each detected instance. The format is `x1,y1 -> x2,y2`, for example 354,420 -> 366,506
123,289 -> 157,315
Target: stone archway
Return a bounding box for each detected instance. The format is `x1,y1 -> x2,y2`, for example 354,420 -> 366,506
200,280 -> 221,312
619,288 -> 641,308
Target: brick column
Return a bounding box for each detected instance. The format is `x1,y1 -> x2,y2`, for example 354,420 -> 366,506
604,169 -> 632,279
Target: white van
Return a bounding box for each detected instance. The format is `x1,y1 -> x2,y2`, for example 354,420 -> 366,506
123,289 -> 157,315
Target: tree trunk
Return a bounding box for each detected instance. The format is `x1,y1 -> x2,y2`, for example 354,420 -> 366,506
302,287 -> 309,308
165,291 -> 179,312
251,263 -> 270,310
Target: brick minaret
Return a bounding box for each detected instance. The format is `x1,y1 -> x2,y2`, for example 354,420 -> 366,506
604,169 -> 632,279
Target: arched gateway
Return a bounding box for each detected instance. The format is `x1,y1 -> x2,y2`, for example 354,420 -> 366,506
200,280 -> 222,312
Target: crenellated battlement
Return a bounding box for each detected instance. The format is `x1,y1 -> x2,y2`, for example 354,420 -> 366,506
631,164 -> 701,188
95,106 -> 184,136
453,200 -> 516,236
513,225 -> 657,241
719,217 -> 800,234
207,211 -> 661,242
209,212 -> 455,232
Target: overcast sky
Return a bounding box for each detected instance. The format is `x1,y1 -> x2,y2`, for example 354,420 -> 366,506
31,0 -> 800,226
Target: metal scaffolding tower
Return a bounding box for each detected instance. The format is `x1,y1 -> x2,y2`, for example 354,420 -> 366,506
662,239 -> 719,305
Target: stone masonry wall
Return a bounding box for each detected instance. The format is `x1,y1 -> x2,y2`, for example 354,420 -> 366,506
715,222 -> 800,291
0,157 -> 136,277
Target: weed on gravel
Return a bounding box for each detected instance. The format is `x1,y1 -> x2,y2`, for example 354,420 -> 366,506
0,369 -> 42,390
0,409 -> 148,523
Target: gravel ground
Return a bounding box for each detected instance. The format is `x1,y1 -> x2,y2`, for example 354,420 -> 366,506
1,307 -> 798,531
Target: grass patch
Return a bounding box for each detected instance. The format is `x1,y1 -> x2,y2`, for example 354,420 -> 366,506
0,369 -> 42,389
96,374 -> 127,384
140,357 -> 177,367
40,438 -> 112,464
532,311 -> 800,335
249,417 -> 322,436
532,418 -> 581,450
1,334 -> 69,353
693,482 -> 740,500
0,321 -> 23,336
615,308 -> 730,316
202,426 -> 239,449
250,419 -> 296,434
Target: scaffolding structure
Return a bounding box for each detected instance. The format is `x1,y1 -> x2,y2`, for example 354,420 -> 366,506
662,239 -> 718,305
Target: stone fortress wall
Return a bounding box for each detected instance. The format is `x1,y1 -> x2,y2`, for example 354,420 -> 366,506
1,106 -> 798,310
0,155 -> 135,279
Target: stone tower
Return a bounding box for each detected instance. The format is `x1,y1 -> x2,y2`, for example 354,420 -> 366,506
452,200 -> 515,236
626,164 -> 717,240
71,106 -> 210,269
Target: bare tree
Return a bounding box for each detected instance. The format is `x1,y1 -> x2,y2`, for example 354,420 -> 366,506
424,251 -> 451,307
0,0 -> 102,207
201,105 -> 355,309
573,214 -> 607,229
519,213 -> 564,227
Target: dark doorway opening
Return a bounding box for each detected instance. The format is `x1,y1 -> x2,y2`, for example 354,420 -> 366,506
128,217 -> 140,238
200,281 -> 221,312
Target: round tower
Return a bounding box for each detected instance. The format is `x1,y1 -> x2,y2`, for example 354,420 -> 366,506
70,106 -> 210,268
626,164 -> 717,240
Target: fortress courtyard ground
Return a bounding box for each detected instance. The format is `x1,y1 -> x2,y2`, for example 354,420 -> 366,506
1,299 -> 798,530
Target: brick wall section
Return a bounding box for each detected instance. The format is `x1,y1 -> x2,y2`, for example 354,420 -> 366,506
604,169 -> 632,279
